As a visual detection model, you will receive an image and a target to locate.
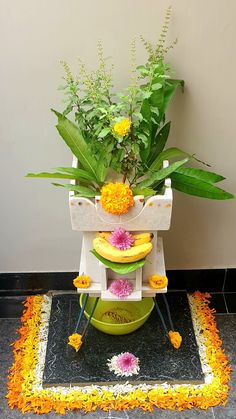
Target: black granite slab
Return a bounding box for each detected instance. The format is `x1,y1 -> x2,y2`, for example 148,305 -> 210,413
42,292 -> 204,387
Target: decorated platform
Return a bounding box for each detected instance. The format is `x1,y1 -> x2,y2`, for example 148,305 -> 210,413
7,292 -> 231,414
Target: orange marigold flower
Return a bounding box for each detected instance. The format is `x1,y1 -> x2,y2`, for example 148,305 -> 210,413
68,333 -> 82,352
100,182 -> 134,215
113,118 -> 131,137
73,274 -> 91,288
148,274 -> 168,289
168,331 -> 182,349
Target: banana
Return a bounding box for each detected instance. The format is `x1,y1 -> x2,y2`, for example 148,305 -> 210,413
97,232 -> 111,241
97,231 -> 153,246
93,237 -> 153,263
133,232 -> 154,246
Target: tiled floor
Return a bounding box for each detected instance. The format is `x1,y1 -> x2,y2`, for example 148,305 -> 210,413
0,299 -> 235,418
209,292 -> 236,314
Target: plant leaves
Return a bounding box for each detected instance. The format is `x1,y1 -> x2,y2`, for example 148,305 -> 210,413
91,250 -> 146,274
150,88 -> 164,111
97,158 -> 109,183
26,172 -> 76,180
98,127 -> 110,138
137,133 -> 149,146
161,79 -> 184,119
140,99 -> 151,124
52,183 -> 97,197
152,82 -> 162,91
51,109 -> 99,180
142,91 -> 152,99
148,87 -> 165,141
147,122 -> 171,165
171,172 -> 234,200
175,167 -> 225,184
139,99 -> 152,162
54,167 -> 98,182
149,147 -> 190,172
132,187 -> 156,197
137,157 -> 189,188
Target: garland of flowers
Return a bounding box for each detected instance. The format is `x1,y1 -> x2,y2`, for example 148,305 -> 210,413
7,292 -> 231,414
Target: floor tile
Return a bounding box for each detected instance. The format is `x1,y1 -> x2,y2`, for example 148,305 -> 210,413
70,409 -> 214,418
167,270 -> 225,292
0,272 -> 76,293
0,319 -> 21,419
224,293 -> 236,313
127,409 -> 214,418
0,297 -> 26,318
209,293 -> 227,313
224,269 -> 236,292
213,408 -> 236,419
213,314 -> 236,418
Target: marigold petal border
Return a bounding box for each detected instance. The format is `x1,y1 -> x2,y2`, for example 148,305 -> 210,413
7,292 -> 232,414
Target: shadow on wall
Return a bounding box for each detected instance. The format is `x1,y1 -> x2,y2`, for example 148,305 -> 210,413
163,192 -> 232,269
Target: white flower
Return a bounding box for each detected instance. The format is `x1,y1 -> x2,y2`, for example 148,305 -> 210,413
107,352 -> 140,377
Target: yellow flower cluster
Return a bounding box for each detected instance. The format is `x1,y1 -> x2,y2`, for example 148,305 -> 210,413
73,274 -> 91,288
148,274 -> 168,289
113,119 -> 131,137
68,333 -> 83,352
100,182 -> 134,215
168,331 -> 182,349
7,292 -> 231,414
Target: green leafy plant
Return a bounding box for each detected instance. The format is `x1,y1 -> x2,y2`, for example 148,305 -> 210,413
26,7 -> 234,200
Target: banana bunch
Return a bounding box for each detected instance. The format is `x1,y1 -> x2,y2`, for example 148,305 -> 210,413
93,232 -> 153,263
97,231 -> 154,246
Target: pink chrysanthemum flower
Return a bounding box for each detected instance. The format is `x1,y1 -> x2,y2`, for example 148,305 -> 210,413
109,279 -> 133,298
109,227 -> 134,250
107,352 -> 140,377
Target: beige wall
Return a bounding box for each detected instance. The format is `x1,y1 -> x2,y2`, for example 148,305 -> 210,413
0,0 -> 235,272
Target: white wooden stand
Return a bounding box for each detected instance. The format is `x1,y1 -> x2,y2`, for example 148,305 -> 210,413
69,161 -> 173,301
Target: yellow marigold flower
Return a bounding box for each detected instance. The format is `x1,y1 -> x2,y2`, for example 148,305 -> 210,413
148,274 -> 168,289
100,182 -> 134,215
113,118 -> 131,137
68,333 -> 82,352
168,331 -> 182,349
73,274 -> 91,288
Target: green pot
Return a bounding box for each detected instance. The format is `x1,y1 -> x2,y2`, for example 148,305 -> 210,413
79,294 -> 154,335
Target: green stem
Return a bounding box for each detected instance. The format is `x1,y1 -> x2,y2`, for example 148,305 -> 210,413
122,172 -> 128,183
